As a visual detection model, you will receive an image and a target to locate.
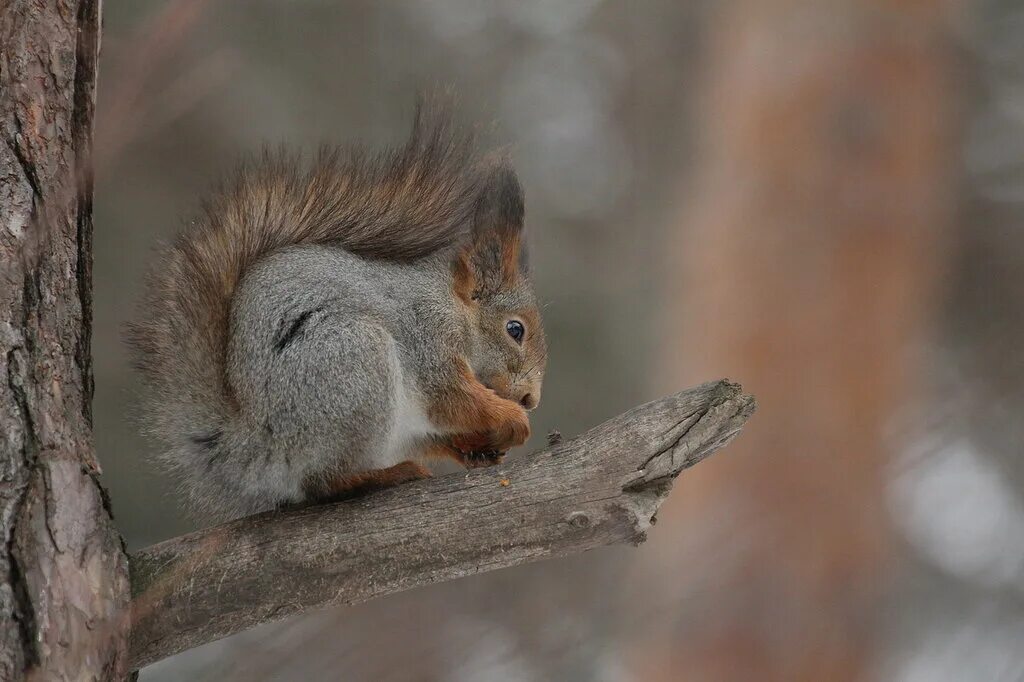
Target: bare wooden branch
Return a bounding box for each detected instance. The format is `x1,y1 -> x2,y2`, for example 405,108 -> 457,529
127,379 -> 754,670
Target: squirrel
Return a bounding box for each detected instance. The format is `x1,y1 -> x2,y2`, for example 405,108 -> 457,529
127,103 -> 547,520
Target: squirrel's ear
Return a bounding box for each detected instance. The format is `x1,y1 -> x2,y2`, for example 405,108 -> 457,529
453,161 -> 527,302
473,162 -> 524,242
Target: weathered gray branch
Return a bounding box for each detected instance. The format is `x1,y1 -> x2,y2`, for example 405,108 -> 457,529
128,379 -> 754,670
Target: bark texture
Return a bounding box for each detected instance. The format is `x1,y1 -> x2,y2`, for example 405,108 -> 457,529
128,380 -> 754,671
1,1 -> 131,679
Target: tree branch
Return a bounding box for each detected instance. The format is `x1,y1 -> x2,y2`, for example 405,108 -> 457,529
127,380 -> 755,670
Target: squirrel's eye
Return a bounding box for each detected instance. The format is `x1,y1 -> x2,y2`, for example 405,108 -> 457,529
506,320 -> 525,344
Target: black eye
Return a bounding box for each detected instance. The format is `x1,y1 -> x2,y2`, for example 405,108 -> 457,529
506,320 -> 525,344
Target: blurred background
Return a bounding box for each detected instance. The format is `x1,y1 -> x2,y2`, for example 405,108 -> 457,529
92,1 -> 1024,680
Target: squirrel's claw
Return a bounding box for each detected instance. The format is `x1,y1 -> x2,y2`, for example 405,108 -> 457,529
461,449 -> 506,468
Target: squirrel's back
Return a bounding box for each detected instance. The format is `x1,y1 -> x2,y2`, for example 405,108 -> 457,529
127,104 -> 487,517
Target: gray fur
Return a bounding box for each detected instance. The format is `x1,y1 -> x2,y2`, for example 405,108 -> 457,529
158,246 -> 457,518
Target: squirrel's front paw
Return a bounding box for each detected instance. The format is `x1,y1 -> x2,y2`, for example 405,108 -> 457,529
493,406 -> 530,451
451,407 -> 530,455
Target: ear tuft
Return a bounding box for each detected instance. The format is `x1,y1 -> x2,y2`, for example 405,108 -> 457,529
474,160 -> 524,238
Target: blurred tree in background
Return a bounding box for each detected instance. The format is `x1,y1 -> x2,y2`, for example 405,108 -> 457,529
639,1 -> 956,680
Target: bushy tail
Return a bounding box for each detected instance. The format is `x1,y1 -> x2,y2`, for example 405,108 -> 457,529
126,103 -> 486,514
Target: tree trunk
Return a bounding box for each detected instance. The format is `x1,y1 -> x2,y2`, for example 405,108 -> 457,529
633,1 -> 959,680
0,2 -> 130,680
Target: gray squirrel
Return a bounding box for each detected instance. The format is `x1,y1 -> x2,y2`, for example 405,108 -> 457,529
128,105 -> 547,520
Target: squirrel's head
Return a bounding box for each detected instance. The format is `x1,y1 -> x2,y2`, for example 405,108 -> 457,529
453,162 -> 547,411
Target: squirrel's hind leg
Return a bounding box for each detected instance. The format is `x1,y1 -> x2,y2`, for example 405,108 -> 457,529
304,461 -> 431,504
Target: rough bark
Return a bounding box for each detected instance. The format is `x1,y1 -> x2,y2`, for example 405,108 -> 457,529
1,1 -> 131,680
128,380 -> 754,671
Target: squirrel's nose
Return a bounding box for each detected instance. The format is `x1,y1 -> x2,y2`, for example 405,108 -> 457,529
484,376 -> 539,410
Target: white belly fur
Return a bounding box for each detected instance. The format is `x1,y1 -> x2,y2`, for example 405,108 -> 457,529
378,363 -> 435,468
